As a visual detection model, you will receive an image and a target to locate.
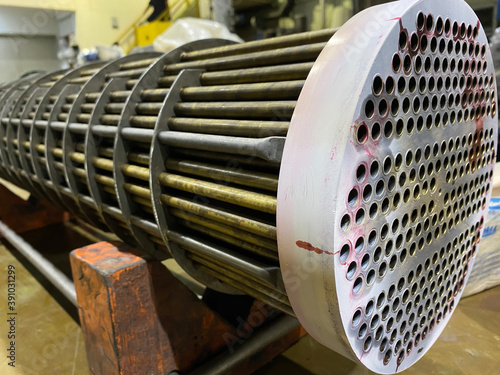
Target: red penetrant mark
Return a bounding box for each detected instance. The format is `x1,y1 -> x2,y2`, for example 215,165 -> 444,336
296,241 -> 334,255
387,17 -> 401,22
330,147 -> 337,160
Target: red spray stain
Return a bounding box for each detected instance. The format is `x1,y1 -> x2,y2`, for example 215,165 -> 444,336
296,240 -> 333,255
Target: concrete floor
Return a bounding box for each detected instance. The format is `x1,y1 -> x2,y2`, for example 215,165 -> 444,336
1,236 -> 499,375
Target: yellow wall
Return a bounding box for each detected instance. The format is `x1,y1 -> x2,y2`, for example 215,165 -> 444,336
74,0 -> 149,49
0,0 -> 150,49
0,0 -> 76,11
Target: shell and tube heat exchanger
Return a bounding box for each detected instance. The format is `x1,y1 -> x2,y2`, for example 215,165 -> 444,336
0,0 -> 496,373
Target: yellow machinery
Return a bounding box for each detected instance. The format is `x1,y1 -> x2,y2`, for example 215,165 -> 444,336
117,0 -> 199,52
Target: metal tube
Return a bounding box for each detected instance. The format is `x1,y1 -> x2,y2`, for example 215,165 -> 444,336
85,92 -> 100,103
121,163 -> 149,181
126,79 -> 138,89
174,101 -> 296,119
136,102 -> 162,115
109,90 -> 131,102
167,117 -> 289,137
119,58 -> 157,70
158,173 -> 277,214
172,208 -> 278,253
130,115 -> 157,129
76,113 -> 90,123
159,131 -> 285,163
189,253 -> 286,301
187,315 -> 299,375
106,68 -> 147,79
92,125 -> 118,138
200,62 -> 314,85
0,220 -> 77,306
167,230 -> 280,288
67,76 -> 91,84
173,149 -> 281,170
160,194 -> 276,239
141,88 -> 169,101
194,263 -> 293,315
181,80 -> 304,101
180,28 -> 336,61
100,114 -> 121,125
105,103 -> 124,114
121,127 -> 153,142
166,158 -> 279,191
165,42 -> 327,74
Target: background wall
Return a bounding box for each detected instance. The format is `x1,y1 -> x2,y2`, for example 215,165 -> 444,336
0,0 -> 150,82
0,6 -> 64,82
73,0 -> 149,49
0,0 -> 150,49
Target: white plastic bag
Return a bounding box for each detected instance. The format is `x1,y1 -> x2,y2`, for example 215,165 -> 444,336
153,17 -> 243,52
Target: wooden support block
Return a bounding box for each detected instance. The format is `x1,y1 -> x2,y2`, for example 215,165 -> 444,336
0,182 -> 66,236
70,241 -> 304,375
70,241 -> 234,374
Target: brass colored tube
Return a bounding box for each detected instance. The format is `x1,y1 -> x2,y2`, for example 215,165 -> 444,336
109,91 -> 131,102
120,163 -> 149,181
180,80 -> 305,101
128,151 -> 149,166
141,88 -> 169,102
81,103 -> 95,113
188,252 -> 285,299
158,172 -> 277,214
70,152 -> 85,164
67,76 -> 91,84
66,94 -> 77,103
105,103 -> 124,114
168,117 -> 288,137
79,67 -> 100,76
174,202 -> 257,242
61,104 -> 72,112
165,42 -> 327,74
132,195 -> 153,209
119,58 -> 157,70
94,173 -> 114,187
76,113 -> 90,123
124,182 -> 151,199
103,185 -> 118,196
171,208 -> 277,253
194,262 -> 293,315
92,157 -> 114,172
174,101 -> 296,119
106,68 -> 146,79
126,79 -> 138,89
85,92 -> 100,103
200,62 -> 315,85
180,28 -> 336,61
166,158 -> 279,192
172,149 -> 280,170
72,166 -> 86,179
136,102 -> 162,115
130,115 -> 157,128
100,114 -> 120,125
158,76 -> 176,87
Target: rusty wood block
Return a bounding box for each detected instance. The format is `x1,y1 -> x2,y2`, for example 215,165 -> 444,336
70,241 -> 237,375
0,184 -> 66,236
